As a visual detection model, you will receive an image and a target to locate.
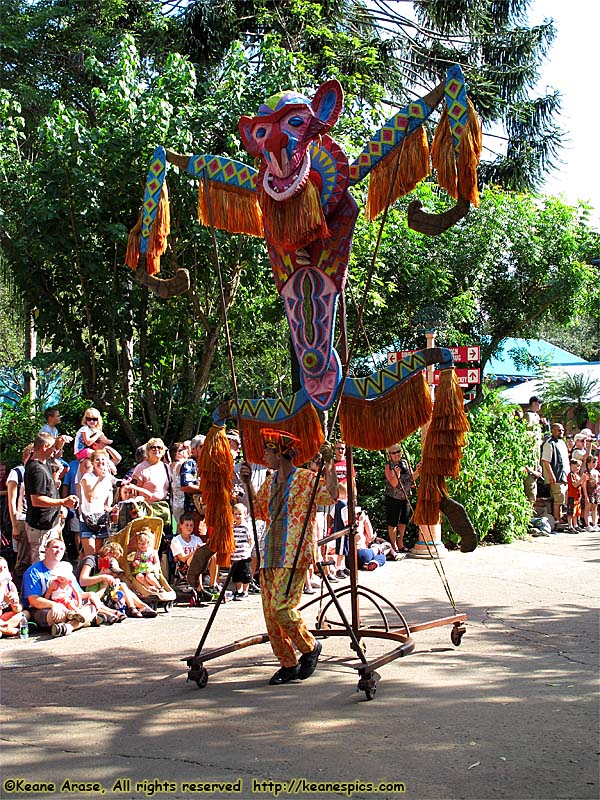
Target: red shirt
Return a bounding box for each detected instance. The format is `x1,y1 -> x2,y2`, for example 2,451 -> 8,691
567,472 -> 582,500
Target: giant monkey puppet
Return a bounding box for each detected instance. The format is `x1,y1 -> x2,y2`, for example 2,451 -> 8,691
126,66 -> 480,562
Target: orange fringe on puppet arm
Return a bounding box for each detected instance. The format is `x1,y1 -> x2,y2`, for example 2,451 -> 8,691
198,181 -> 263,237
197,424 -> 235,567
125,181 -> 171,275
457,98 -> 482,207
340,372 -> 433,451
365,127 -> 430,221
413,368 -> 470,525
431,107 -> 457,201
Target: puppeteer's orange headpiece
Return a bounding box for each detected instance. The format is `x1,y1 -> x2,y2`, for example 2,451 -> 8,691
260,428 -> 302,457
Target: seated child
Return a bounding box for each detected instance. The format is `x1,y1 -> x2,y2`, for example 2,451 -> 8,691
0,557 -> 28,637
182,514 -> 221,600
45,561 -> 123,626
170,512 -> 204,581
98,543 -> 125,578
98,542 -> 156,618
354,508 -> 387,571
231,503 -> 253,601
130,528 -> 163,593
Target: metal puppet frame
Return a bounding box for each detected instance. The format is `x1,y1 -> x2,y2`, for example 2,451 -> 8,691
183,305 -> 468,701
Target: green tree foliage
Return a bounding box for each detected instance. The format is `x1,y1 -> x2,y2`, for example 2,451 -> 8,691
0,278 -> 24,374
346,184 -> 600,393
0,0 -> 179,125
541,372 -> 600,430
0,399 -> 42,468
180,0 -> 562,190
410,0 -> 562,190
0,8 -> 298,446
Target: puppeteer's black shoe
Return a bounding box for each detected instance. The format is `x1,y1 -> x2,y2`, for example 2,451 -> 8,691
298,640 -> 322,680
268,665 -> 300,685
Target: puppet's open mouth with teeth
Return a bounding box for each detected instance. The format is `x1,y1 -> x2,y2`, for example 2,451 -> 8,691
262,151 -> 311,201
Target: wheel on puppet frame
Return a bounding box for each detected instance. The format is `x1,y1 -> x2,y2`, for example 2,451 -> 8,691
450,624 -> 466,646
139,593 -> 174,612
357,670 -> 380,701
187,662 -> 209,689
144,595 -> 158,611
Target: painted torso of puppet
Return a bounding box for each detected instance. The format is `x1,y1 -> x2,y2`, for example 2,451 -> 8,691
237,84 -> 357,408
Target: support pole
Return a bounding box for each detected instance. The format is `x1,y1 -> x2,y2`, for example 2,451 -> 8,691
338,292 -> 361,637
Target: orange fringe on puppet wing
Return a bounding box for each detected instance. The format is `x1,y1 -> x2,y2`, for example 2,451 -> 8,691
457,98 -> 482,207
413,368 -> 470,525
340,371 -> 433,452
197,424 -> 235,567
260,179 -> 330,249
365,126 -> 430,221
431,107 -> 457,201
197,181 -> 263,237
125,182 -> 171,276
124,217 -> 142,270
237,405 -> 324,467
431,100 -> 481,207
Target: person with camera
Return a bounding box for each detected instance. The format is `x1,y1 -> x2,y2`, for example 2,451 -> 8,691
384,444 -> 418,558
24,433 -> 79,564
78,449 -> 114,556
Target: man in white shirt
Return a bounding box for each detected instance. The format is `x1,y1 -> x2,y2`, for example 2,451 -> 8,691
541,423 -> 570,524
6,443 -> 34,586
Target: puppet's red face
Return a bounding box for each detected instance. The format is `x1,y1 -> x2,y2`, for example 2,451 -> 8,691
245,105 -> 314,201
239,82 -> 343,203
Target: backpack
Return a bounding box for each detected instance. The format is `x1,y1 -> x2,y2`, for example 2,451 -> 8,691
0,497 -> 11,539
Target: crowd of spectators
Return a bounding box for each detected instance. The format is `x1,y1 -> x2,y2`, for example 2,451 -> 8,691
2,396 -> 596,639
524,397 -> 599,534
0,407 -> 403,640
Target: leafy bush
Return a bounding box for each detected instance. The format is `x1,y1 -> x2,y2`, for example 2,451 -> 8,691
445,390 -> 534,545
352,390 -> 534,547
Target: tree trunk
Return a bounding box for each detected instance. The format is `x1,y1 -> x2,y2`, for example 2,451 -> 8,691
24,305 -> 37,401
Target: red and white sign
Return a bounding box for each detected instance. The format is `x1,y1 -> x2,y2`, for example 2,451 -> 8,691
432,368 -> 481,386
387,345 -> 480,365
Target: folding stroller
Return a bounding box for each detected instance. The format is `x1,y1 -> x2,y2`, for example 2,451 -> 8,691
110,516 -> 176,611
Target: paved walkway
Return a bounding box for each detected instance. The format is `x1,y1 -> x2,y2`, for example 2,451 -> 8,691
1,531 -> 598,800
